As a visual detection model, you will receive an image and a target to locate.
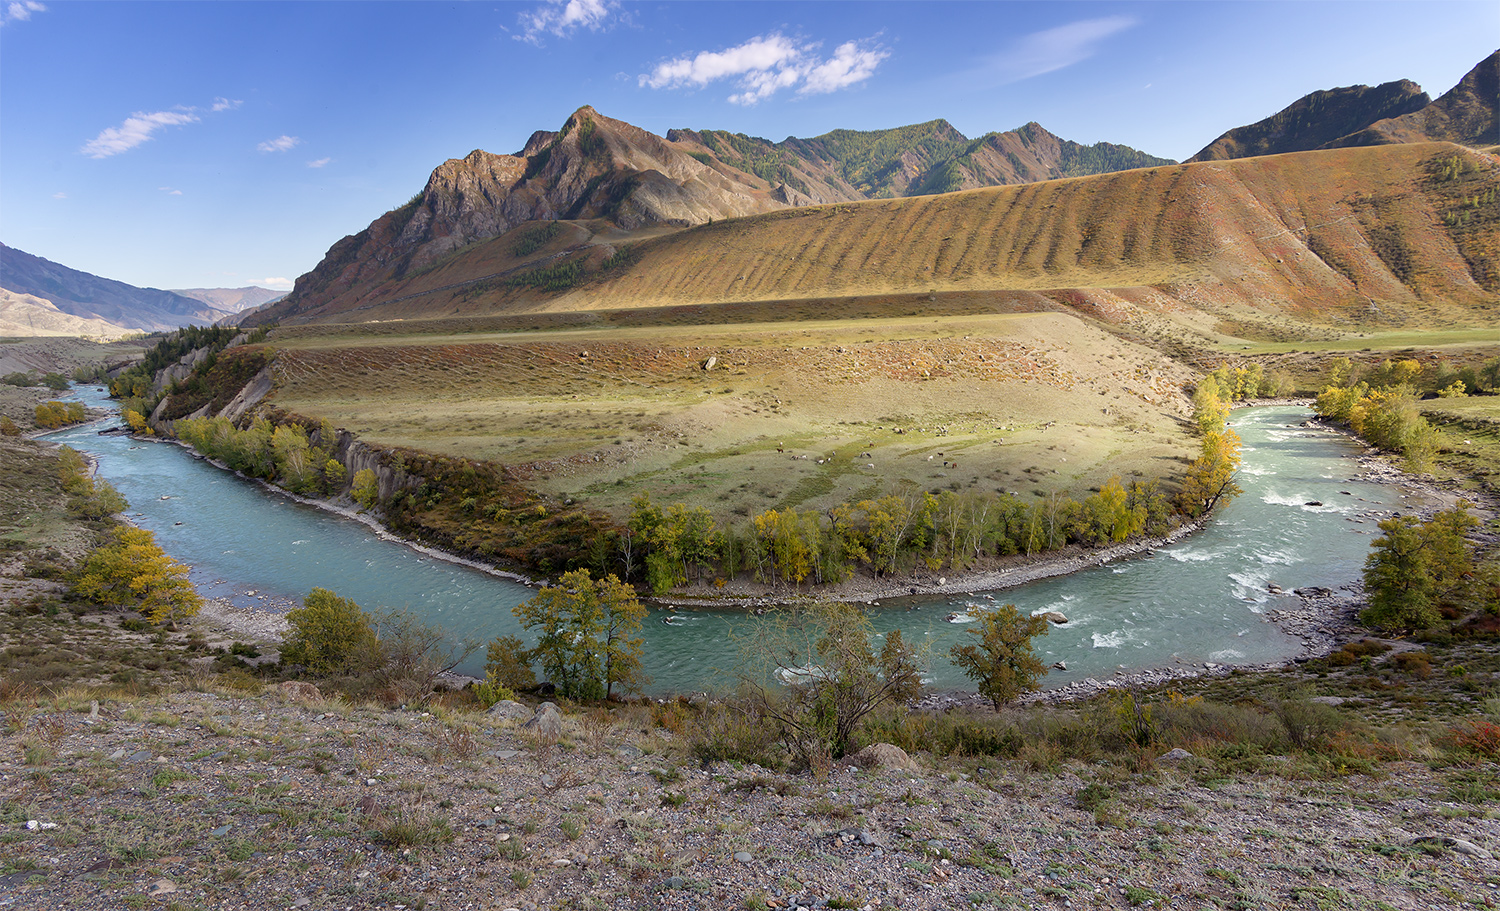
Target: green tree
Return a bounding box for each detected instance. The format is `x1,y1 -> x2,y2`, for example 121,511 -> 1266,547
283,587 -> 380,675
513,569 -> 648,699
73,526 -> 203,626
351,468 -> 380,509
483,634 -> 537,692
949,604 -> 1050,709
1362,504 -> 1479,631
1176,428 -> 1242,518
1191,382 -> 1230,434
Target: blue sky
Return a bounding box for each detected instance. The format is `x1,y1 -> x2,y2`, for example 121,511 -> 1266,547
2,1 -> 1495,293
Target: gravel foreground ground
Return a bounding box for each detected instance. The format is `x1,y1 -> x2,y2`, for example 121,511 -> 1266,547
2,686 -> 1496,911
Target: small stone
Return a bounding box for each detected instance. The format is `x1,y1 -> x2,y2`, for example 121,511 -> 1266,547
209,825 -> 232,837
662,876 -> 686,890
1159,748 -> 1194,763
108,748 -> 125,760
1310,696 -> 1346,706
494,750 -> 522,760
127,750 -> 151,763
733,851 -> 753,863
540,773 -> 557,789
148,879 -> 177,897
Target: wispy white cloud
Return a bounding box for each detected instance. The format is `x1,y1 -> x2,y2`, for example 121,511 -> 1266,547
990,16 -> 1136,83
250,277 -> 293,290
158,187 -> 183,196
641,32 -> 888,105
81,110 -> 200,159
80,96 -> 240,159
257,135 -> 300,153
516,0 -> 616,45
3,1 -> 45,25
51,191 -> 66,199
306,157 -> 332,168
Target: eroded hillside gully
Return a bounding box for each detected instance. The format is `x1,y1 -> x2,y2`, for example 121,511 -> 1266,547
50,387 -> 1419,697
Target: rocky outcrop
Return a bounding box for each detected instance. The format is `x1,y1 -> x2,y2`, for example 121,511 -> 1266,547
1329,50 -> 1499,149
1191,50 -> 1498,162
1191,80 -> 1430,162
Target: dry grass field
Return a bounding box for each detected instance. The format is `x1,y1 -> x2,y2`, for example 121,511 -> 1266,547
265,309 -> 1198,518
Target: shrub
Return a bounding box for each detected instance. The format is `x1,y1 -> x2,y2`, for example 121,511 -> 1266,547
738,602 -> 924,764
372,608 -> 479,702
683,699 -> 785,769
1390,651 -> 1432,678
472,674 -> 516,708
1272,698 -> 1348,750
1440,720 -> 1500,760
282,588 -> 380,675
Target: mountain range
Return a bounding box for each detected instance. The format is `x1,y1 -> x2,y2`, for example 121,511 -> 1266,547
252,50 -> 1497,329
0,243 -> 280,337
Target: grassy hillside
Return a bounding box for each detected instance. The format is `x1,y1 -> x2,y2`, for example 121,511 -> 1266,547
284,144 -> 1498,349
265,309 -> 1198,523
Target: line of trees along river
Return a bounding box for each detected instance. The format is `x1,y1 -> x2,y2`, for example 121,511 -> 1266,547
48,388 -> 1401,694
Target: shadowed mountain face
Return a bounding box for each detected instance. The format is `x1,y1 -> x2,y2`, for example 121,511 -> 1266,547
1190,80 -> 1431,162
1192,50 -> 1499,162
267,107 -> 1174,320
1330,50 -> 1499,149
0,243 -> 234,334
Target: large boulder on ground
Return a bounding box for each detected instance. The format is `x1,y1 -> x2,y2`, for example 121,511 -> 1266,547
522,701 -> 563,738
487,700 -> 534,723
849,742 -> 916,771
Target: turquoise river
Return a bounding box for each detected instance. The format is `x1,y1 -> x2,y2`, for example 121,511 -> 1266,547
45,388 -> 1401,694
